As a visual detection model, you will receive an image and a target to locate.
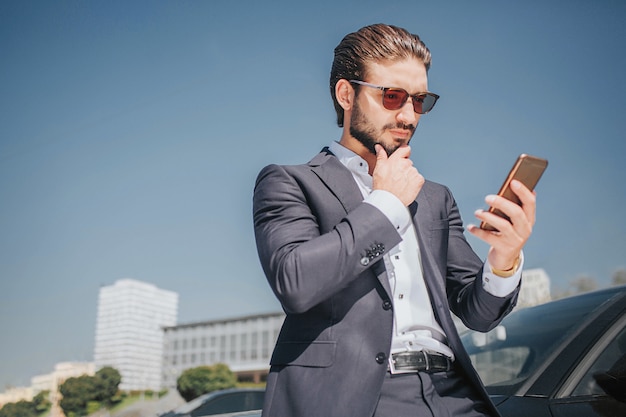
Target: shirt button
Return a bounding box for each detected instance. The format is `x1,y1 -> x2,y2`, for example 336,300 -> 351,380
398,294 -> 404,299
375,352 -> 387,364
382,300 -> 392,310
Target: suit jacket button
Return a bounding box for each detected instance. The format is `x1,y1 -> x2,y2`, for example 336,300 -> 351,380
360,257 -> 370,266
375,353 -> 387,364
382,300 -> 392,310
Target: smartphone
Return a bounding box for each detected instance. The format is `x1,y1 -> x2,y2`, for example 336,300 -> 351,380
480,154 -> 548,231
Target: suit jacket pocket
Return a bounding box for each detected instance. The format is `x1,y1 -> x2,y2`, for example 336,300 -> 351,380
270,341 -> 337,368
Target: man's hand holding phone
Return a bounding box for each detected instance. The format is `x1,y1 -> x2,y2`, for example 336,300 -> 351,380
468,180 -> 537,273
467,154 -> 547,274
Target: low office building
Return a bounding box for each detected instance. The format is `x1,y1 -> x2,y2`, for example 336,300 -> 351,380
162,312 -> 285,388
0,362 -> 95,417
31,362 -> 95,417
31,362 -> 95,395
0,386 -> 33,409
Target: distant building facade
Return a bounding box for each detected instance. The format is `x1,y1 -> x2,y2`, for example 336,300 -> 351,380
162,312 -> 285,388
517,268 -> 551,308
0,362 -> 94,416
94,279 -> 178,391
0,386 -> 33,409
31,361 -> 95,394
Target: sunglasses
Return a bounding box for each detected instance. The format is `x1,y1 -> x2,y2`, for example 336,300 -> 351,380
349,80 -> 439,114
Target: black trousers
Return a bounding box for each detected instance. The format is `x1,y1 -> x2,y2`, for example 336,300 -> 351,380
373,368 -> 492,417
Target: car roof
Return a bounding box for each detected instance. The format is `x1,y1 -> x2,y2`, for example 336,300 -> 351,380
473,285 -> 624,340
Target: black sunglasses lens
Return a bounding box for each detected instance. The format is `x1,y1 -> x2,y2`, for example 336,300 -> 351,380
382,89 -> 409,110
414,94 -> 437,114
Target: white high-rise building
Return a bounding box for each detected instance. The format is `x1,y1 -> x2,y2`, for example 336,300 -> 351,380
94,278 -> 178,391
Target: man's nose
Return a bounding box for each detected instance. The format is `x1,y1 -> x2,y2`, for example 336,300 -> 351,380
397,100 -> 419,126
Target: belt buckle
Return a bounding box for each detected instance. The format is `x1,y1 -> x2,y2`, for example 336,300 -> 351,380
388,351 -> 425,374
388,353 -> 408,374
422,351 -> 430,372
389,351 -> 451,374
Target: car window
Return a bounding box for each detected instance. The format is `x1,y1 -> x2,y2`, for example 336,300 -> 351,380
192,393 -> 241,416
173,393 -> 212,414
191,391 -> 265,416
571,323 -> 626,397
246,391 -> 265,409
470,346 -> 531,386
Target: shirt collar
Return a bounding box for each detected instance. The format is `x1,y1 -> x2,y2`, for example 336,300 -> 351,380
329,141 -> 370,177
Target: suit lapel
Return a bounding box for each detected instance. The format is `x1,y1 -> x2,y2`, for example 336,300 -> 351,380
309,148 -> 393,296
309,148 -> 364,215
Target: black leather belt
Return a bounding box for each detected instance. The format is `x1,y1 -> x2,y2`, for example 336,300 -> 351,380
391,351 -> 453,373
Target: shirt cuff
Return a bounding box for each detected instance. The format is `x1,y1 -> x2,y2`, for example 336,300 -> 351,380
482,251 -> 524,297
363,190 -> 411,235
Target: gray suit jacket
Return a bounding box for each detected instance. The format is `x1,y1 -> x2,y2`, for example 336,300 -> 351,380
253,148 -> 519,417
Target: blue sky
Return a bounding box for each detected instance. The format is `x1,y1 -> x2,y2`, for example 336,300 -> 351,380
1,1 -> 625,388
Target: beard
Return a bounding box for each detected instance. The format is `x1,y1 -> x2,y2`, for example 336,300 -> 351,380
349,101 -> 416,156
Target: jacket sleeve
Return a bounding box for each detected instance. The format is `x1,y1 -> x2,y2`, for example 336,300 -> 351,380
252,164 -> 402,314
441,185 -> 519,332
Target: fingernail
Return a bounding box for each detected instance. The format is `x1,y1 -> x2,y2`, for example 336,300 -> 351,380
485,195 -> 496,204
511,180 -> 521,189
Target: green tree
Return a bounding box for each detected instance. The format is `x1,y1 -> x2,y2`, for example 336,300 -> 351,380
59,374 -> 98,416
32,390 -> 51,413
571,275 -> 598,294
58,367 -> 122,416
177,364 -> 237,401
612,268 -> 626,286
93,366 -> 121,406
553,275 -> 600,300
0,400 -> 37,417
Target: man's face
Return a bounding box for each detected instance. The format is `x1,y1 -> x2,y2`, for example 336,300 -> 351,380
349,58 -> 428,156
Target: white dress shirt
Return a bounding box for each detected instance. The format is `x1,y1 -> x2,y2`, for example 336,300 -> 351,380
329,141 -> 522,366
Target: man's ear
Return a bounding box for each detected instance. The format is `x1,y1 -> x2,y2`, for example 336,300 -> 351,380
335,79 -> 354,111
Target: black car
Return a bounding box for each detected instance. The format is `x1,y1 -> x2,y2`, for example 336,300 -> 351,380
462,285 -> 626,416
159,388 -> 265,417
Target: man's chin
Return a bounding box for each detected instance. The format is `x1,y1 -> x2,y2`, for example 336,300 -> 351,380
363,141 -> 401,156
380,142 -> 406,156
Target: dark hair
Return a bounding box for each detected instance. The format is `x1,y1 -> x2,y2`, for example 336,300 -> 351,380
330,24 -> 432,127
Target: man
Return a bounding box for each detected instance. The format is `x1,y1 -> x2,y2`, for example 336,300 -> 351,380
253,24 -> 535,417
